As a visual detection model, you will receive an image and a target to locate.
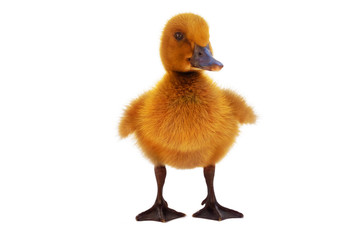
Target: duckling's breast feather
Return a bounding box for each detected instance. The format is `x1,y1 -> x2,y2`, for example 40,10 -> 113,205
137,77 -> 238,153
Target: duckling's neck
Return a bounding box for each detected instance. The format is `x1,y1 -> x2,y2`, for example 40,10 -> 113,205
168,71 -> 203,85
164,71 -> 212,103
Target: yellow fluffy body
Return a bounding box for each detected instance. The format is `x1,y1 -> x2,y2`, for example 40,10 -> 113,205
119,13 -> 256,169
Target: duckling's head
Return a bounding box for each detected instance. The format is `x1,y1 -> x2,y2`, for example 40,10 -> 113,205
160,13 -> 223,73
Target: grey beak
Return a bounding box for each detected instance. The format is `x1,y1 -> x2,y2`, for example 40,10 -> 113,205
190,44 -> 223,71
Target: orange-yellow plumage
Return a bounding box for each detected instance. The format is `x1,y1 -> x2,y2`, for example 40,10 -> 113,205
119,13 -> 256,169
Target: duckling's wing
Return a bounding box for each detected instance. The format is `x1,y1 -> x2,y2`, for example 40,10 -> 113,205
222,89 -> 257,124
119,93 -> 147,138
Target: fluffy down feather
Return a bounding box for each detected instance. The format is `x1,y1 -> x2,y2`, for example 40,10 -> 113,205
119,13 -> 256,169
119,72 -> 256,169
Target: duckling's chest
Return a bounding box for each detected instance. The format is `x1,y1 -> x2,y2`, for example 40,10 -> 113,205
139,87 -> 235,151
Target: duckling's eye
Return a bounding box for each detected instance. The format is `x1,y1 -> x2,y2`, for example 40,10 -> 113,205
174,32 -> 184,41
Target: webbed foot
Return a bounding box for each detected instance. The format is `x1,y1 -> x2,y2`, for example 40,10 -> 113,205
136,199 -> 185,222
193,198 -> 243,221
193,165 -> 244,221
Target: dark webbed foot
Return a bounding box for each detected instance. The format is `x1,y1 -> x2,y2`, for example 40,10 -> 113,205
136,166 -> 185,222
136,198 -> 185,222
193,165 -> 243,221
193,198 -> 243,221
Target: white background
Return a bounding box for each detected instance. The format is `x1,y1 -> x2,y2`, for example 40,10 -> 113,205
1,0 -> 359,239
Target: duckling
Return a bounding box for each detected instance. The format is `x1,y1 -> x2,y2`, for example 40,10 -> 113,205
119,13 -> 256,222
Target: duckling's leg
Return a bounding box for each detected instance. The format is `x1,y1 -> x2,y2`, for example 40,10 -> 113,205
136,166 -> 185,222
193,165 -> 244,221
